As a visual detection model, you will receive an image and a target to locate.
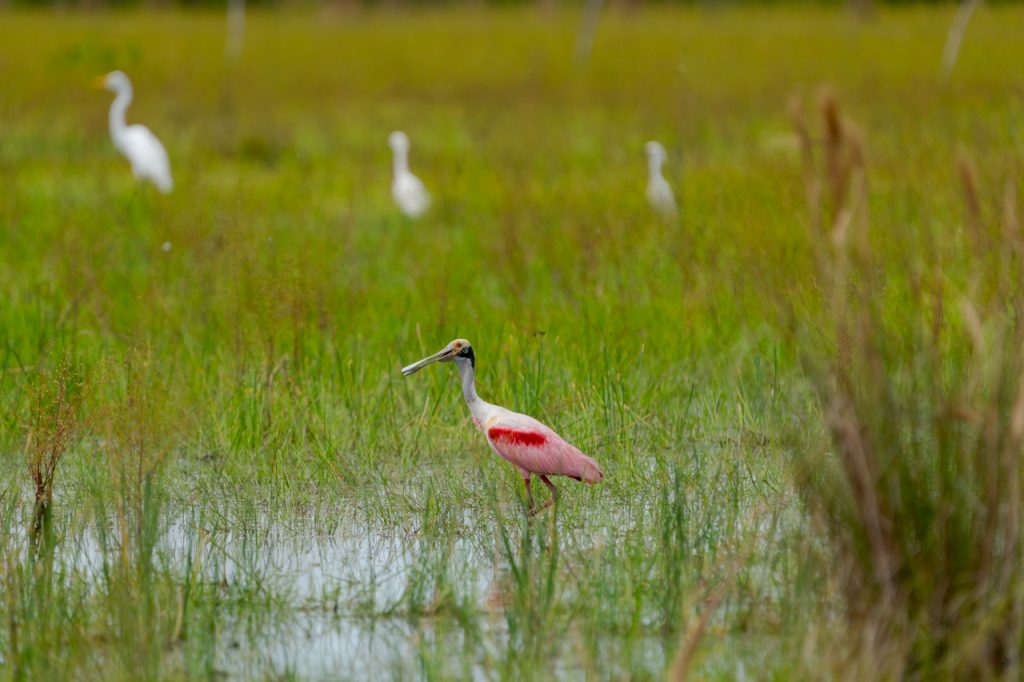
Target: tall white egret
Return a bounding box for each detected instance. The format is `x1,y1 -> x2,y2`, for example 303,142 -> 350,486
389,131 -> 430,219
644,141 -> 677,218
95,71 -> 173,194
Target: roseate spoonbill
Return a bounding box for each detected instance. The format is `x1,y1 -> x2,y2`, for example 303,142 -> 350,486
389,131 -> 431,219
645,140 -> 676,218
94,71 -> 173,194
402,339 -> 603,515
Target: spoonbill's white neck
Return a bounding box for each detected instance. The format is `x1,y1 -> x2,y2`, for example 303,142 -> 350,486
455,357 -> 479,406
108,83 -> 133,150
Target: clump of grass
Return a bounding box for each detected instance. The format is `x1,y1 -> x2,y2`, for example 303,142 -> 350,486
4,358 -> 88,681
88,348 -> 191,677
94,348 -> 189,581
24,356 -> 86,551
790,92 -> 1024,677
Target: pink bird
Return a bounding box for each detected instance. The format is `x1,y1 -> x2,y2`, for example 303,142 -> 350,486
402,338 -> 603,515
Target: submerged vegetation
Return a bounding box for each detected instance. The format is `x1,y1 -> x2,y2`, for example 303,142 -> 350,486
1,4 -> 1023,679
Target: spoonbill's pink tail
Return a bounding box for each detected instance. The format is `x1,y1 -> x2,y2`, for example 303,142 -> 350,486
577,455 -> 604,484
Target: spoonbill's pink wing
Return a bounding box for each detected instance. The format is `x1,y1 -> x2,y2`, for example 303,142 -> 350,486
484,412 -> 603,483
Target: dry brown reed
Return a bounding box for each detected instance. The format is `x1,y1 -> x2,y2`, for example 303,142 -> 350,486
24,357 -> 85,549
790,91 -> 1024,678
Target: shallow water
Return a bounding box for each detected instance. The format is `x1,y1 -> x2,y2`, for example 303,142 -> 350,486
4,465 -> 783,679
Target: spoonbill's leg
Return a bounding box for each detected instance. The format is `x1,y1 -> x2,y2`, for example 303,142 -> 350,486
523,476 -> 536,514
537,475 -> 559,512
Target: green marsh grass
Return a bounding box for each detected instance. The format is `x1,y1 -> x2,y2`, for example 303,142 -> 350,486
0,4 -> 1021,678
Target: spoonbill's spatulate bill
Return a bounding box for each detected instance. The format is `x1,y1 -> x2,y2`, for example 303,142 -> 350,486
95,71 -> 173,194
645,140 -> 676,218
389,131 -> 431,219
402,339 -> 603,515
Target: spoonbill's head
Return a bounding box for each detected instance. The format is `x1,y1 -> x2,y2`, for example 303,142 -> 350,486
389,131 -> 410,154
402,338 -> 474,376
94,70 -> 131,94
645,140 -> 666,161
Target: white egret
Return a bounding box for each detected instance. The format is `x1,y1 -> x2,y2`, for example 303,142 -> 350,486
644,140 -> 677,218
389,131 -> 430,219
95,71 -> 173,194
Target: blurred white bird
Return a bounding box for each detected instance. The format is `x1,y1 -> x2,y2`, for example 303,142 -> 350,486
389,131 -> 430,219
225,0 -> 246,61
644,141 -> 676,218
95,70 -> 173,194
